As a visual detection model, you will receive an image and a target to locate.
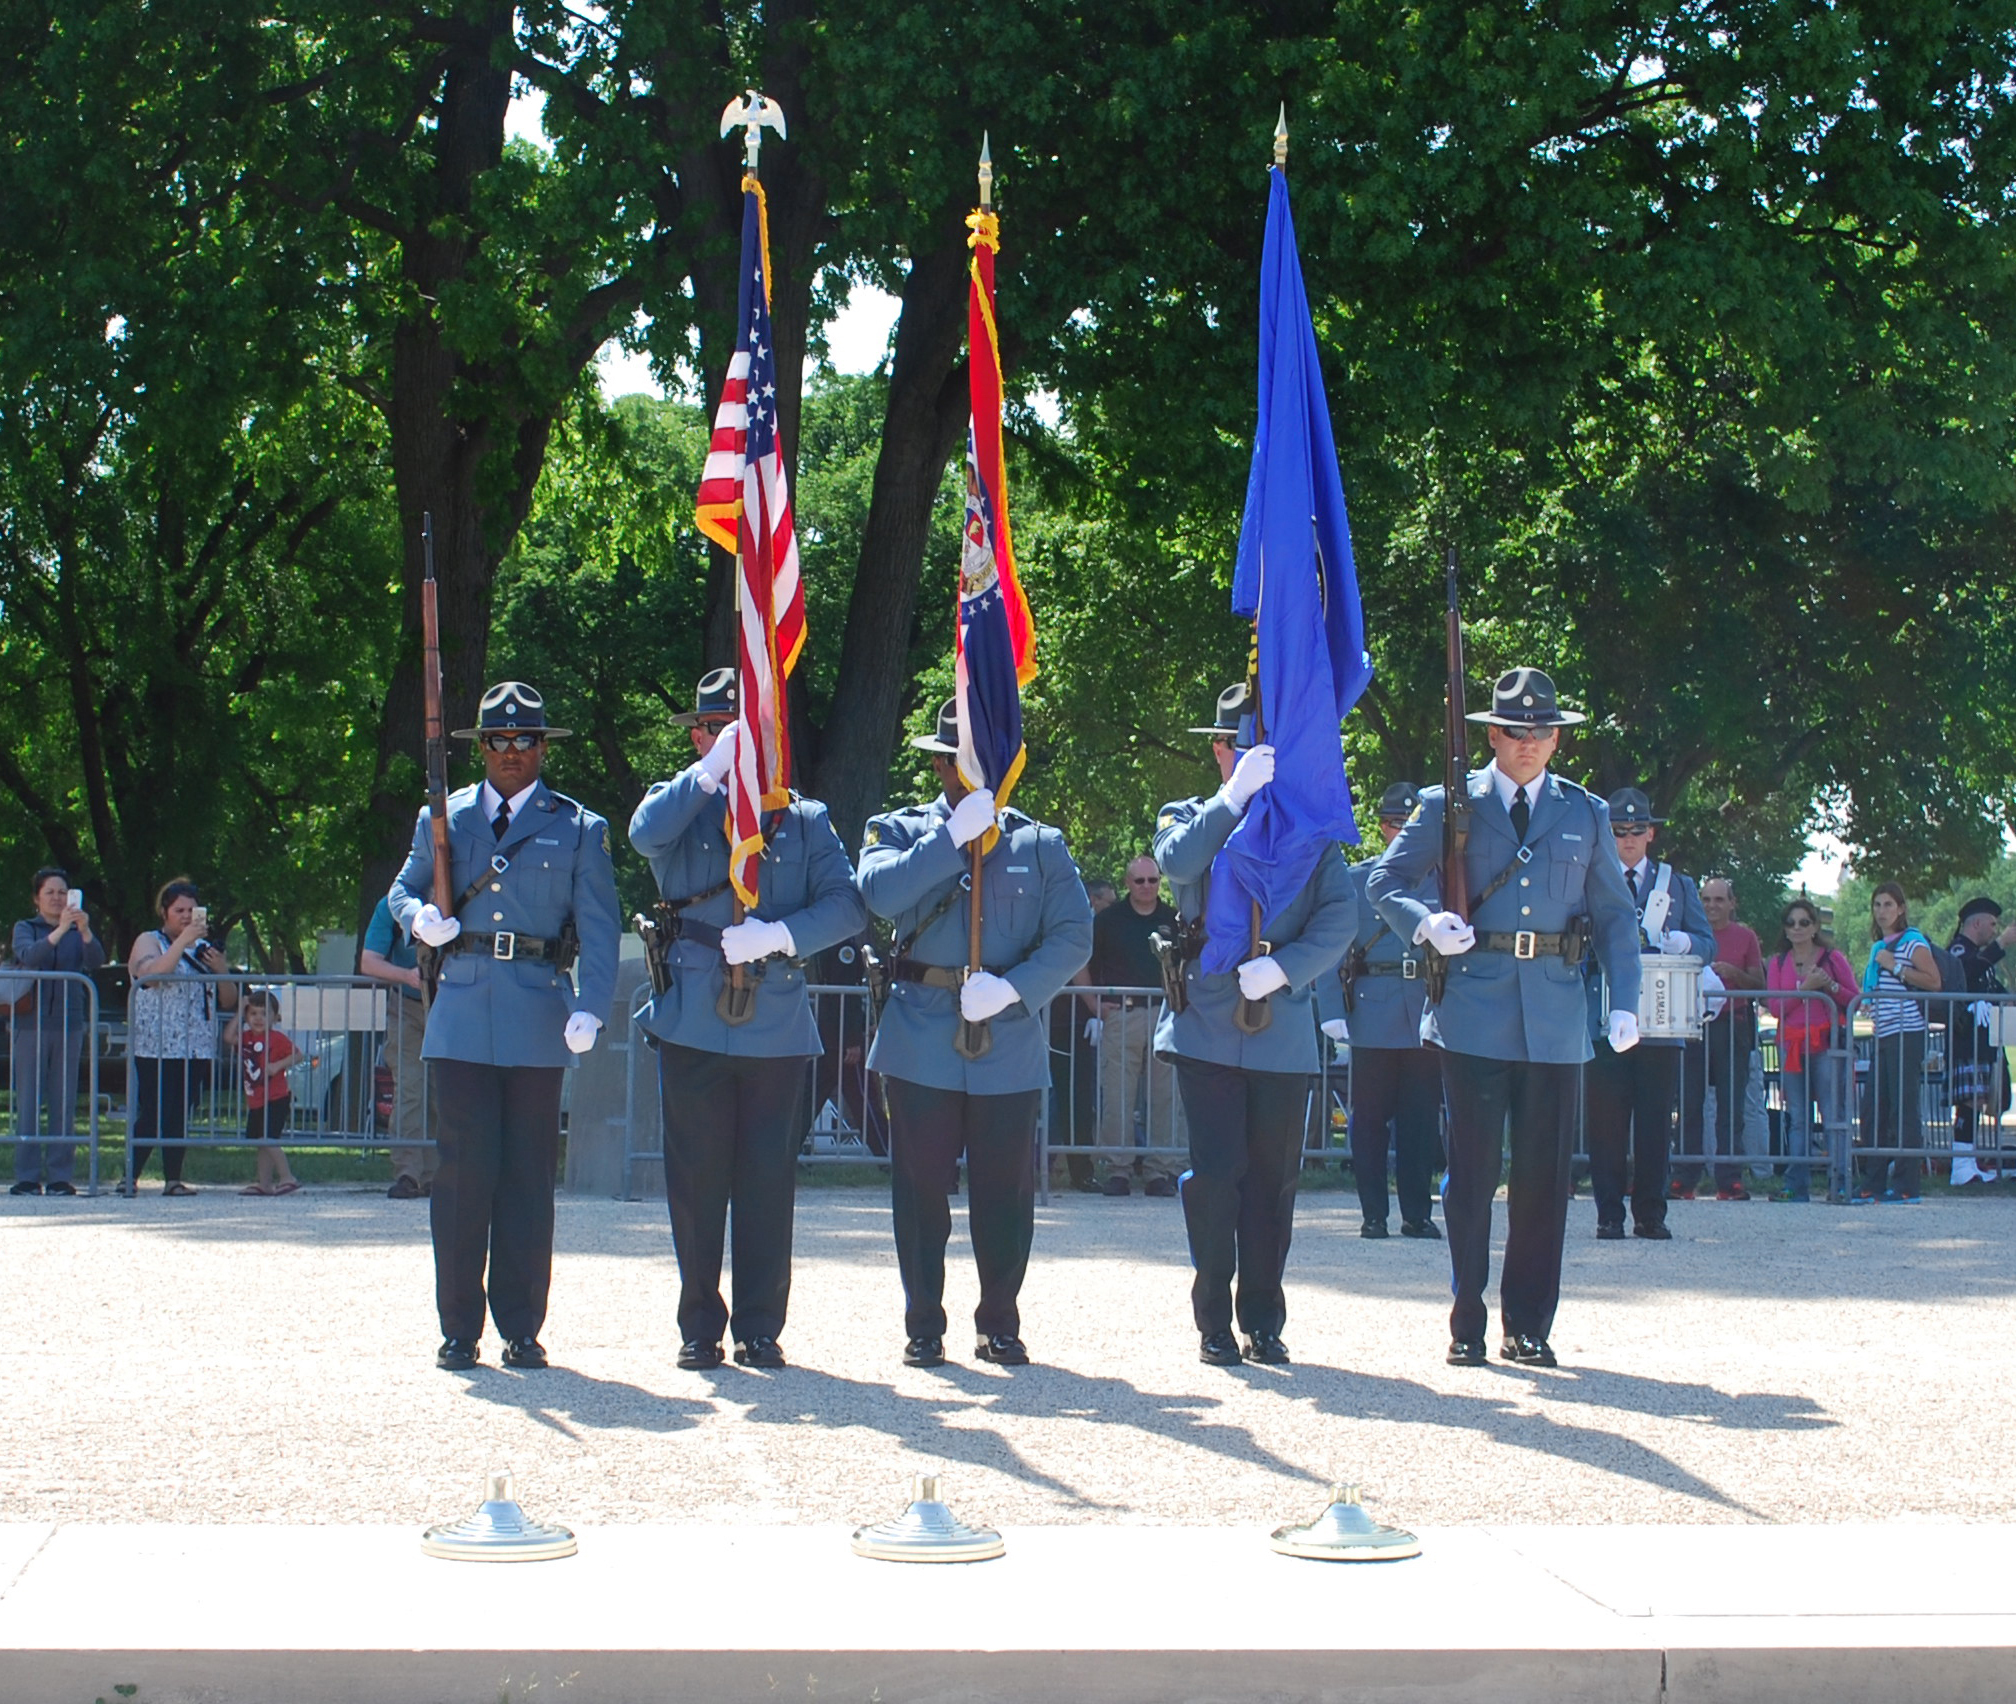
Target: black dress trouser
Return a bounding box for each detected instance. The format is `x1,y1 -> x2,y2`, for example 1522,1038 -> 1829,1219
1439,1050 -> 1578,1345
1349,1045 -> 1444,1227
1586,1041 -> 1681,1229
429,1060 -> 564,1340
1174,1059 -> 1309,1338
884,1078 -> 1040,1340
658,1042 -> 809,1346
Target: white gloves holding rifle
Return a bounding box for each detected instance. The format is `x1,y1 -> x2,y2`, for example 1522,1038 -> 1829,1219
413,903 -> 461,948
1237,956 -> 1289,1001
959,971 -> 1019,1022
1418,911 -> 1474,956
947,788 -> 998,848
694,724 -> 738,795
1222,744 -> 1275,811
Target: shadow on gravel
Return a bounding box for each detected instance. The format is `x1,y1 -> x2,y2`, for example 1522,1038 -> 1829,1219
451,1365 -> 715,1442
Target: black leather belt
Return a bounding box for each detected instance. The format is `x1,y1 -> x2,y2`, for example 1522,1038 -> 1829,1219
1476,930 -> 1575,961
447,931 -> 565,963
661,917 -> 725,951
888,957 -> 1005,989
1358,959 -> 1423,980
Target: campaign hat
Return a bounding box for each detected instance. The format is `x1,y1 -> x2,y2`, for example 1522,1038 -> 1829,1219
1188,683 -> 1252,739
1607,787 -> 1664,827
1465,666 -> 1585,728
670,667 -> 739,728
1376,782 -> 1421,820
909,697 -> 962,755
452,681 -> 571,740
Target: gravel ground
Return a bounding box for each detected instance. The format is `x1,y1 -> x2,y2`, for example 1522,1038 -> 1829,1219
5,1184 -> 2012,1531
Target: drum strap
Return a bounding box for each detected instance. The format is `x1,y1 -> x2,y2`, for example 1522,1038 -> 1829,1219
1638,863 -> 1674,942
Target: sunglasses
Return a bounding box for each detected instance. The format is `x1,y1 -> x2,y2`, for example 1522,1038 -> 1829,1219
1497,725 -> 1554,743
1128,876 -> 1160,886
1612,826 -> 1651,839
1785,916 -> 1816,928
481,732 -> 544,753
694,719 -> 734,735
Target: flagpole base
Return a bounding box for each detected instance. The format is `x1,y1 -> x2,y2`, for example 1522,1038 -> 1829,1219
1270,1483 -> 1420,1562
421,1472 -> 577,1563
852,1476 -> 1005,1563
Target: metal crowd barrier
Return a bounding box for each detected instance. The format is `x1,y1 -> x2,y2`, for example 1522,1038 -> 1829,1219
1,970 -> 105,1194
1838,986 -> 2014,1194
115,972 -> 434,1189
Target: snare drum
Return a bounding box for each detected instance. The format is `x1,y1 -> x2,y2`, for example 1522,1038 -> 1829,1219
1635,953 -> 1704,1041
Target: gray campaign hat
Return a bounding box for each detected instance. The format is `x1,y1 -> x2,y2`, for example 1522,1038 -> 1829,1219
452,680 -> 571,740
1376,782 -> 1421,819
1465,666 -> 1586,728
909,697 -> 962,755
670,667 -> 738,728
1188,682 -> 1251,738
1607,786 -> 1664,827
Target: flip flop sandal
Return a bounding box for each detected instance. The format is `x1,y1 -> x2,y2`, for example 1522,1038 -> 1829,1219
270,1181 -> 302,1196
162,1182 -> 198,1197
240,1184 -> 274,1196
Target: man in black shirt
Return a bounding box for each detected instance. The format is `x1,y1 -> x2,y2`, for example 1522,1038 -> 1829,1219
1078,855 -> 1184,1195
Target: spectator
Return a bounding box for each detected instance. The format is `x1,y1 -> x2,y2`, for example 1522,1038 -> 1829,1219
1085,879 -> 1117,914
222,990 -> 300,1196
1854,882 -> 1938,1202
1764,899 -> 1856,1201
1676,878 -> 1765,1199
1947,896 -> 2014,1187
10,868 -> 106,1195
1079,855 -> 1183,1197
122,877 -> 238,1197
360,893 -> 436,1198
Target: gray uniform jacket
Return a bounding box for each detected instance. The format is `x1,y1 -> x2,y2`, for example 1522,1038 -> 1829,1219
1585,861 -> 1714,1050
857,799 -> 1092,1095
1367,769 -> 1641,1066
389,781 -> 621,1068
1316,875 -> 1435,1053
628,770 -> 867,1058
1151,792 -> 1357,1075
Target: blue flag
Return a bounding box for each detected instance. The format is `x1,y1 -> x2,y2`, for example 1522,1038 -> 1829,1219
1202,166 -> 1372,975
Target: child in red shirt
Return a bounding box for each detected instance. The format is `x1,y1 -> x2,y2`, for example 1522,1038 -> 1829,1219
226,991 -> 301,1196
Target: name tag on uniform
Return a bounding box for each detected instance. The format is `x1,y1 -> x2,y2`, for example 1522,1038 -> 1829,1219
1007,865 -> 1029,873
1561,833 -> 1583,842
536,836 -> 560,845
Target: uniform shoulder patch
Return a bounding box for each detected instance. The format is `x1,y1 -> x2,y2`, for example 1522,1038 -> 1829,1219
601,823 -> 611,856
1157,809 -> 1178,830
1407,802 -> 1425,825
864,823 -> 881,846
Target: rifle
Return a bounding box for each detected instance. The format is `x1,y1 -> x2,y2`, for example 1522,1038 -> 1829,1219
416,512 -> 453,1004
1425,547 -> 1470,1003
1233,624 -> 1273,1034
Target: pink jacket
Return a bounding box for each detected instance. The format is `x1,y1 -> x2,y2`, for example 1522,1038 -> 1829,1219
1765,947 -> 1856,1041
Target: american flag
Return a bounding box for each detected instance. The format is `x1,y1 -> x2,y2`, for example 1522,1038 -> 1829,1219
695,178 -> 806,905
954,208 -> 1036,849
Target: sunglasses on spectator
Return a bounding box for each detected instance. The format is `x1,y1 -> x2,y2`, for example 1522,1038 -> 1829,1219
1785,915 -> 1816,929
1128,875 -> 1160,886
481,733 -> 544,753
1497,725 -> 1553,743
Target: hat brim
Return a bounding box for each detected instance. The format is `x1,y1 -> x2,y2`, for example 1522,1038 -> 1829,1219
452,726 -> 571,740
668,710 -> 732,728
1465,709 -> 1586,728
909,735 -> 961,755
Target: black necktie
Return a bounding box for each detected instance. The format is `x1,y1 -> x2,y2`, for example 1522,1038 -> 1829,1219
492,799 -> 511,841
1509,790 -> 1530,843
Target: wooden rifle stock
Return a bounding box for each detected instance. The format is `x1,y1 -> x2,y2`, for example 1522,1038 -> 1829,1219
1427,547 -> 1470,1003
1234,623 -> 1273,1034
418,512 -> 451,1002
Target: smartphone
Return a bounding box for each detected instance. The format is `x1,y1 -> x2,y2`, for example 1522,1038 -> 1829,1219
191,905 -> 209,930
63,888 -> 80,912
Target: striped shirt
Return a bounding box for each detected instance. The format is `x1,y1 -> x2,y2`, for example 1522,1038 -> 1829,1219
1868,934 -> 1929,1038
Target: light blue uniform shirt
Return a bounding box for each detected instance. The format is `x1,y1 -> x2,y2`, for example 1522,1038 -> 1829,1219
1316,872 -> 1435,1052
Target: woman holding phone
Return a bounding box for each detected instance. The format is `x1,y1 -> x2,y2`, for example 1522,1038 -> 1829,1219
10,868 -> 107,1194
122,877 -> 237,1197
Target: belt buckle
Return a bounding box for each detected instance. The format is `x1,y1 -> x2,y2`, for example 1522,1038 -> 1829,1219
1401,957 -> 1419,980
1514,930 -> 1538,961
493,931 -> 517,962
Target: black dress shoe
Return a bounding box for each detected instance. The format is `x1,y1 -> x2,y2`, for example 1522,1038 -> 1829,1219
1596,1220 -> 1625,1240
1634,1221 -> 1673,1240
975,1334 -> 1029,1366
436,1337 -> 480,1371
386,1175 -> 424,1199
1142,1175 -> 1178,1198
44,1180 -> 76,1196
1245,1331 -> 1291,1365
676,1339 -> 725,1370
903,1335 -> 945,1367
1500,1334 -> 1558,1368
9,1181 -> 41,1196
1360,1218 -> 1389,1239
734,1336 -> 787,1369
1199,1329 -> 1244,1366
501,1337 -> 548,1369
1400,1219 -> 1441,1239
1447,1339 -> 1487,1367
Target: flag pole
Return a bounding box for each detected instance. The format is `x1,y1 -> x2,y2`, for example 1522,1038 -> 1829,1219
956,134 -> 995,1062
1235,108 -> 1289,1037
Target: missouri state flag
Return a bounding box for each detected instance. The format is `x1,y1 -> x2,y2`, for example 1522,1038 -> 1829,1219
953,207 -> 1036,843
1202,162 -> 1372,973
694,175 -> 806,905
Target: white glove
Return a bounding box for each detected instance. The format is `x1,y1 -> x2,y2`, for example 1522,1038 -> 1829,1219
694,723 -> 738,794
1320,1017 -> 1349,1042
1237,956 -> 1290,1000
959,970 -> 1020,1022
947,787 -> 998,848
1608,1008 -> 1640,1052
1661,930 -> 1693,955
1699,964 -> 1727,1022
413,904 -> 461,948
1971,1000 -> 1994,1027
1418,912 -> 1475,956
563,1012 -> 603,1054
1222,743 -> 1276,810
720,917 -> 795,965
1083,1016 -> 1104,1047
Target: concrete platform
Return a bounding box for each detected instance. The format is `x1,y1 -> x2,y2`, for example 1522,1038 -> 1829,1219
2,1521 -> 2011,1702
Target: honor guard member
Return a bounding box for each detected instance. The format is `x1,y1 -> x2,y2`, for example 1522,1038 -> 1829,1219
857,698 -> 1093,1370
1316,782 -> 1444,1240
1585,788 -> 1712,1240
1154,684 -> 1356,1368
391,682 -> 621,1372
1368,668 -> 1640,1369
628,669 -> 868,1371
